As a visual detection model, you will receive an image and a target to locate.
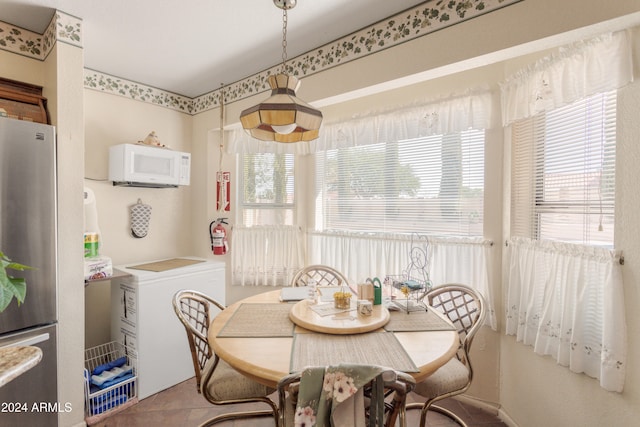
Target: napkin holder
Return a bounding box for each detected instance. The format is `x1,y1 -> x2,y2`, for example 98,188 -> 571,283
357,282 -> 374,303
366,277 -> 383,305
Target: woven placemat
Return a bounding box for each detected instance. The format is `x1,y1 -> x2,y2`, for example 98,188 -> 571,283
384,309 -> 456,332
217,303 -> 294,337
290,332 -> 418,373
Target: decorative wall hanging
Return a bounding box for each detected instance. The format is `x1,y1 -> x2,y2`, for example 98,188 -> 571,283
217,85 -> 230,211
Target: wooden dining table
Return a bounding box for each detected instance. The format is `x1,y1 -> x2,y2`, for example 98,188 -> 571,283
208,289 -> 459,389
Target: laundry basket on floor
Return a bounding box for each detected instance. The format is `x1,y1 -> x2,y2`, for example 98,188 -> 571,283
84,341 -> 138,425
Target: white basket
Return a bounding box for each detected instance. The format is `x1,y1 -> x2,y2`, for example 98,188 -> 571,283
84,341 -> 138,425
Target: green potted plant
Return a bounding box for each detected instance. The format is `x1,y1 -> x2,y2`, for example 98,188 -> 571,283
0,251 -> 32,312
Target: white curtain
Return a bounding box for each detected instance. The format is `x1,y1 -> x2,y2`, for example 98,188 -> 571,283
505,237 -> 626,392
231,225 -> 305,286
500,30 -> 633,126
227,89 -> 494,155
429,236 -> 497,330
308,231 -> 496,330
226,128 -> 312,155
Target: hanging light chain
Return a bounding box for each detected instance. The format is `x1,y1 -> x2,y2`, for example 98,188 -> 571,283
281,8 -> 288,74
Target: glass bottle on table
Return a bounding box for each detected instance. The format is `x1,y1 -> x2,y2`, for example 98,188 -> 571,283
307,278 -> 317,305
382,276 -> 394,306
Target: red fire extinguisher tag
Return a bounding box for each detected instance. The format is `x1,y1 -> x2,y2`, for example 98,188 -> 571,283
217,172 -> 230,212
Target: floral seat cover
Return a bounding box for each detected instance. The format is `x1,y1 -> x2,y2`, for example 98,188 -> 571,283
294,364 -> 391,427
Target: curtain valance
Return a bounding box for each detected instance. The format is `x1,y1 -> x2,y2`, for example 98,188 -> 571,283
227,89 -> 494,155
500,30 -> 633,126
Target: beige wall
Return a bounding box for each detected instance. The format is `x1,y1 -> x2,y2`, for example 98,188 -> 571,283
0,50 -> 43,83
45,41 -> 86,427
83,90 -> 193,266
83,90 -> 194,347
190,110 -> 222,260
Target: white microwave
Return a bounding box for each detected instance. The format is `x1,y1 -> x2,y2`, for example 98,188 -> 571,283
108,143 -> 191,187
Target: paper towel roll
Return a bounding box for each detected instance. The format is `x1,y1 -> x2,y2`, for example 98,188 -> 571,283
84,187 -> 100,234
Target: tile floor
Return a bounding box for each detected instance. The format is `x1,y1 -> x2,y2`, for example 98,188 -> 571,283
90,377 -> 508,427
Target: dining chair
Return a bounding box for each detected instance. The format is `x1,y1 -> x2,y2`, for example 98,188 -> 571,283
407,284 -> 486,427
290,264 -> 348,287
172,289 -> 279,426
277,364 -> 415,427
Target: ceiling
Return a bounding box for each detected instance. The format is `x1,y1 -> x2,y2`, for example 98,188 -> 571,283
0,0 -> 428,98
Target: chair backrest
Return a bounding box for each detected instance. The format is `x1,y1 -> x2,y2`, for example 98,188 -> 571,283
291,264 -> 348,287
172,289 -> 225,391
277,365 -> 415,427
426,284 -> 486,363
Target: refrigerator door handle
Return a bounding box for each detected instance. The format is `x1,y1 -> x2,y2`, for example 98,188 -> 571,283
0,333 -> 50,349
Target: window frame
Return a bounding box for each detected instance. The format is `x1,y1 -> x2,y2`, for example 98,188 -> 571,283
238,152 -> 296,226
511,90 -> 617,247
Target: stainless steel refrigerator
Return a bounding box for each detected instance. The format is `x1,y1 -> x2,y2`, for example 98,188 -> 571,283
0,117 -> 58,427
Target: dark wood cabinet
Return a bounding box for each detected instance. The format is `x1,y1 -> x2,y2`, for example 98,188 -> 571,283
0,77 -> 49,124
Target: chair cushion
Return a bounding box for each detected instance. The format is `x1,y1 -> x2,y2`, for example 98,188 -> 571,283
205,359 -> 275,401
413,358 -> 470,400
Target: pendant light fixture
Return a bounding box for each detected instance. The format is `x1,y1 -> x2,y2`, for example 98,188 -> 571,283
240,0 -> 323,143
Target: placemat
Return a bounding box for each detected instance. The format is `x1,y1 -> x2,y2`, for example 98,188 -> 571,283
217,303 -> 294,337
290,332 -> 418,373
384,309 -> 456,332
127,258 -> 204,272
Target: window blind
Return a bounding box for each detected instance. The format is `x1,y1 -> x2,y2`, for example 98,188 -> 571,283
511,91 -> 616,246
241,153 -> 295,226
315,130 -> 485,236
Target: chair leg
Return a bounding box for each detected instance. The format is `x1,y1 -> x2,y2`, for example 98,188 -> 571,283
279,387 -> 299,427
199,400 -> 279,427
384,397 -> 400,427
200,409 -> 276,427
384,392 -> 408,427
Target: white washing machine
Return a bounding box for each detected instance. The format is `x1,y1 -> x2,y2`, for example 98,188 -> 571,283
111,257 -> 225,399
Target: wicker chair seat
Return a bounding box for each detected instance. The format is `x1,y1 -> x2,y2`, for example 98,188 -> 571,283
412,358 -> 469,399
204,359 -> 275,401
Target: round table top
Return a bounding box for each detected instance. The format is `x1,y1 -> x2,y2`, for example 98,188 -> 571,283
209,290 -> 459,388
289,298 -> 390,334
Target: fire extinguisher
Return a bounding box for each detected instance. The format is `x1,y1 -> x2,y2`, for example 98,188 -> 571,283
209,218 -> 229,255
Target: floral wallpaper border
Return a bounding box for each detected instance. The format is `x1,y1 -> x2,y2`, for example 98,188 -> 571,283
2,0 -> 521,115
0,10 -> 81,59
84,69 -> 194,113
191,0 -> 523,115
